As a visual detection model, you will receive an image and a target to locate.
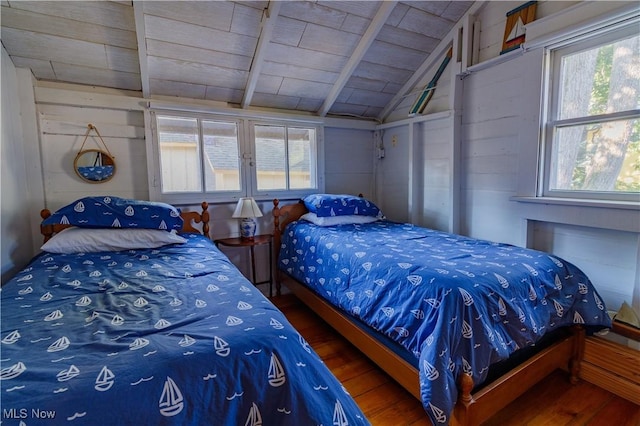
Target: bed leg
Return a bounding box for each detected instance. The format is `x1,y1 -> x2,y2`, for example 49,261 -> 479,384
272,199 -> 282,297
453,372 -> 474,426
275,272 -> 282,297
569,325 -> 585,384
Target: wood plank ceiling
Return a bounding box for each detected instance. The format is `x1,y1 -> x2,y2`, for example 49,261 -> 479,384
1,1 -> 473,121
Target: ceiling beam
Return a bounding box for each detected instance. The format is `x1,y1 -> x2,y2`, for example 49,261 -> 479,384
133,1 -> 150,98
317,1 -> 397,117
241,1 -> 281,109
378,1 -> 487,121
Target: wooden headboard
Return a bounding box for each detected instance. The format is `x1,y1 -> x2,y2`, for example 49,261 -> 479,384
272,198 -> 307,289
40,201 -> 210,243
272,199 -> 308,254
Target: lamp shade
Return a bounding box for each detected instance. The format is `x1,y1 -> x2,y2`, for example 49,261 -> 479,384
232,197 -> 263,219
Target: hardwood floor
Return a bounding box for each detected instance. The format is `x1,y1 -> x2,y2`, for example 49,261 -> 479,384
272,294 -> 640,426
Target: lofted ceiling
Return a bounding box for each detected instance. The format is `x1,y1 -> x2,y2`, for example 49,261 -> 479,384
1,1 -> 474,121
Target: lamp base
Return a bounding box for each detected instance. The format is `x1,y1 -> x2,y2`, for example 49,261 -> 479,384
239,217 -> 257,240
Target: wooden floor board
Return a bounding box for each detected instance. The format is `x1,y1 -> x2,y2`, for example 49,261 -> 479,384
354,381 -> 408,419
585,397 -> 640,426
368,394 -> 432,426
341,366 -> 391,397
272,295 -> 640,426
482,370 -> 571,424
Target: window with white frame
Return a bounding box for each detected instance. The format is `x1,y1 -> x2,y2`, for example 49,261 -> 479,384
151,112 -> 322,203
542,23 -> 639,202
251,123 -> 317,192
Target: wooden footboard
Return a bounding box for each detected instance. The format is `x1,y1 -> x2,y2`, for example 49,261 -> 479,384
272,198 -> 585,425
454,326 -> 584,425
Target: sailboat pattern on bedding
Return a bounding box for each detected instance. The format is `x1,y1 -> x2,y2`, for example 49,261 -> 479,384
278,220 -> 611,425
0,234 -> 368,426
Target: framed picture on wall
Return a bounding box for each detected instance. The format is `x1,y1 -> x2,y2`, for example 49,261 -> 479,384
500,1 -> 537,55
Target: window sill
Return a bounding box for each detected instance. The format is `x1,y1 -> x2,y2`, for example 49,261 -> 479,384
511,196 -> 639,211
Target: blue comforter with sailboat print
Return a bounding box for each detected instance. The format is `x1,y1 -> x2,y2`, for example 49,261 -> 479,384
278,220 -> 611,425
1,234 -> 368,425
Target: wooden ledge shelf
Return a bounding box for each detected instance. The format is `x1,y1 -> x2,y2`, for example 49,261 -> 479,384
611,320 -> 640,341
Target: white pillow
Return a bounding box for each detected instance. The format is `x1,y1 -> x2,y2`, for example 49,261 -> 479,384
300,212 -> 380,227
41,227 -> 187,254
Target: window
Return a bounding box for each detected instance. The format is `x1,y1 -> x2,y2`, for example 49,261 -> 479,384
252,123 -> 317,192
157,116 -> 241,193
151,112 -> 322,203
542,23 -> 639,202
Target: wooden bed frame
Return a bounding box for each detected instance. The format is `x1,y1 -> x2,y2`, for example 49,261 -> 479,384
272,198 -> 585,426
40,201 -> 210,241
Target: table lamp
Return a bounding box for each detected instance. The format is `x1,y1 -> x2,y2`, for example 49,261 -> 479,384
232,197 -> 263,240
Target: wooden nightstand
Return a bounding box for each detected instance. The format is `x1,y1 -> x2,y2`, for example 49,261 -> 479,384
214,234 -> 273,297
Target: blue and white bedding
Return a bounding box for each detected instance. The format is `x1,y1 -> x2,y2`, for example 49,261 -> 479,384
278,220 -> 611,425
1,234 -> 368,425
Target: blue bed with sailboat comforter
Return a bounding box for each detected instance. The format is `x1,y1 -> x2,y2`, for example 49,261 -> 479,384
1,197 -> 368,426
277,218 -> 611,425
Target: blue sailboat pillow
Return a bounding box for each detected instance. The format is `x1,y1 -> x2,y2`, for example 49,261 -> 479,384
41,196 -> 183,231
303,194 -> 382,218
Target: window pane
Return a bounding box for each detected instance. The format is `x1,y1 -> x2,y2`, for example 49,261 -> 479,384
255,125 -> 286,190
202,120 -> 240,191
288,127 -> 314,189
157,116 -> 201,192
559,33 -> 640,120
550,118 -> 639,192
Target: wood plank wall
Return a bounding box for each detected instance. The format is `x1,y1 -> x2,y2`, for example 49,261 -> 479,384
27,82 -> 375,297
1,48 -> 35,282
417,116 -> 455,231
34,84 -> 148,211
324,127 -> 375,197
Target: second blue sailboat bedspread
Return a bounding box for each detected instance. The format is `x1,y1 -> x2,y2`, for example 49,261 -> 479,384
278,220 -> 611,424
